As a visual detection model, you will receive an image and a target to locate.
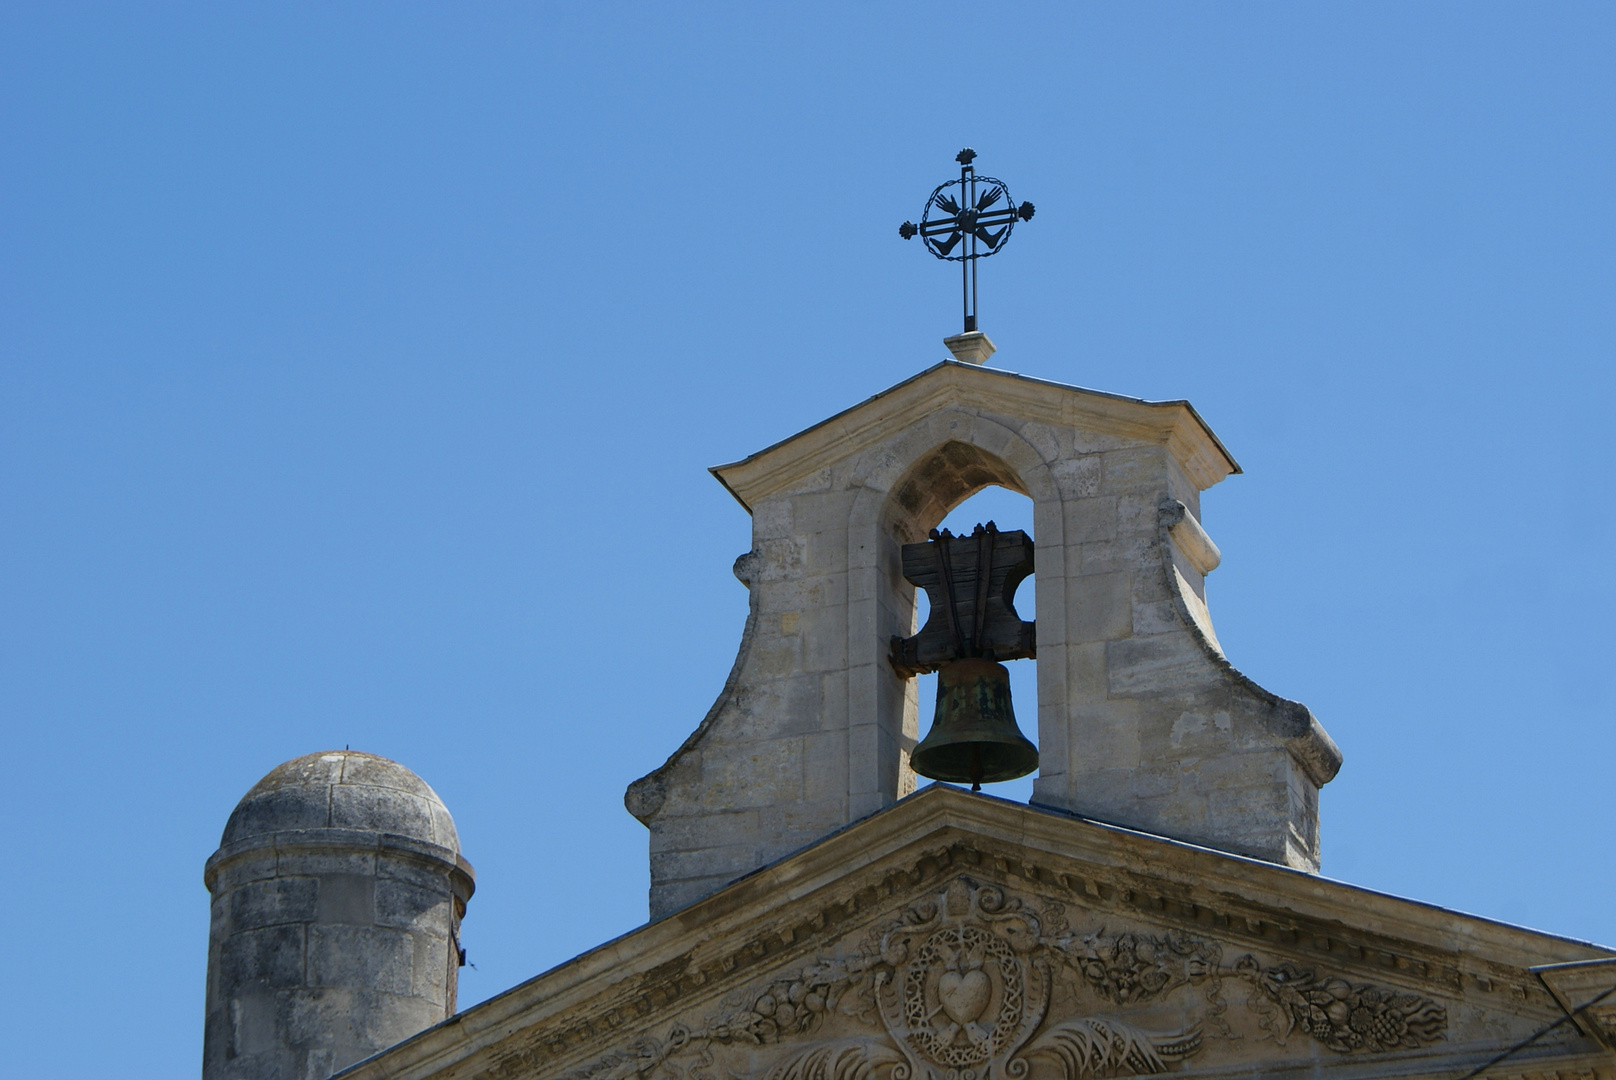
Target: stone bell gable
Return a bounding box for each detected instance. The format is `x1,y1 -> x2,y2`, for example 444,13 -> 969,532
332,786 -> 1615,1080
626,360 -> 1341,918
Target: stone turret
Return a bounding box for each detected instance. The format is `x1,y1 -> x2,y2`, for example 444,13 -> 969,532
203,751 -> 474,1080
627,360 -> 1342,918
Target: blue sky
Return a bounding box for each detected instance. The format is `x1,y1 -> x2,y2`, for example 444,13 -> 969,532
2,5 -> 1613,1077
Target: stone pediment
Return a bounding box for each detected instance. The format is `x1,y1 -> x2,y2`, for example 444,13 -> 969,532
335,787 -> 1614,1080
709,361 -> 1241,513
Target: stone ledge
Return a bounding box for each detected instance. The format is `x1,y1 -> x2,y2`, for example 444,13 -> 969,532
204,827 -> 474,901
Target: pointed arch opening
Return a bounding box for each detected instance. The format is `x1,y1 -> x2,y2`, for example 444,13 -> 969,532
884,440 -> 1041,803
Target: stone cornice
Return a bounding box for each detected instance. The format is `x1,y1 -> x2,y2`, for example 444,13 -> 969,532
710,362 -> 1241,513
202,826 -> 475,901
333,788 -> 1611,1080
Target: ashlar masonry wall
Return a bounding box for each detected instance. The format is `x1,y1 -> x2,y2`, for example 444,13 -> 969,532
627,362 -> 1341,919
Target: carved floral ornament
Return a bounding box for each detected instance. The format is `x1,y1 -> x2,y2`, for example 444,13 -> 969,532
562,878 -> 1447,1080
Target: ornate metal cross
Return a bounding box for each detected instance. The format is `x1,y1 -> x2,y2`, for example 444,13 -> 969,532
900,148 -> 1035,334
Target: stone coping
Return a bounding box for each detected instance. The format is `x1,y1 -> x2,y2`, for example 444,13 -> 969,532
710,361 -> 1242,512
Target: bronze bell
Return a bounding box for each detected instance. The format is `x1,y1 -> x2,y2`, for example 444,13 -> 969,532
910,657 -> 1039,790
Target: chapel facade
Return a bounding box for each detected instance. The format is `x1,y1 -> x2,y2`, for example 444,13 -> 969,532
201,344 -> 1615,1080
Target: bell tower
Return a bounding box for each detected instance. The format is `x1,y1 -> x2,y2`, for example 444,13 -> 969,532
627,150 -> 1338,919
626,357 -> 1342,919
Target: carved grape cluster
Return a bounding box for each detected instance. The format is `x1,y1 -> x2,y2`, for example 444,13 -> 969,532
751,978 -> 830,1038
1236,959 -> 1446,1053
711,957 -> 877,1045
1077,933 -> 1173,1003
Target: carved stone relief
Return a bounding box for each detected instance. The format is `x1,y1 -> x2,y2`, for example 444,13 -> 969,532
1231,956 -> 1448,1054
561,877 -> 1448,1080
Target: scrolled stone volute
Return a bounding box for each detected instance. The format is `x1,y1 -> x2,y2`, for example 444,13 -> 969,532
203,751 -> 474,1080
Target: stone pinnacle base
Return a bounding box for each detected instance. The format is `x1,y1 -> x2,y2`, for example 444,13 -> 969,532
943,330 -> 996,365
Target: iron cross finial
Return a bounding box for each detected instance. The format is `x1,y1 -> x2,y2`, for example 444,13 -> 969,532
900,149 -> 1035,334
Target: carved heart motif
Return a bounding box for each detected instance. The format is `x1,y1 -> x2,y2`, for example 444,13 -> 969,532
938,968 -> 991,1025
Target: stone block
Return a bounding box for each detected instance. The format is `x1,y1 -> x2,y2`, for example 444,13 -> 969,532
967,414 -> 1016,457
426,802 -> 459,851
229,877 -> 319,931
791,491 -> 857,536
279,850 -> 377,880
1063,700 -> 1144,771
650,842 -> 756,887
227,984 -> 283,1056
337,754 -> 413,792
750,538 -> 807,581
1076,535 -> 1154,576
221,924 -> 306,989
224,784 -> 332,839
647,810 -> 761,855
1131,764 -> 1181,799
376,879 -> 450,932
307,925 -> 414,996
1062,768 -> 1137,817
1146,791 -> 1211,837
1066,496 -> 1118,543
1100,445 -> 1167,495
374,854 -> 452,891
1189,748 -> 1291,793
778,675 -> 833,736
331,785 -> 439,840
286,987 -> 369,1071
803,730 -> 850,800
789,466 -> 837,497
751,498 -> 793,541
317,874 -> 376,926
411,933 -> 453,1005
1205,784 -> 1291,835
1070,426 -> 1131,454
211,851 -> 281,890
1133,599 -> 1180,636
1166,458 -> 1202,519
698,736 -> 804,810
806,533 -> 850,575
748,632 -> 801,680
1061,641 -> 1109,702
1117,492 -> 1162,533
1051,454 -> 1102,498
1168,708 -> 1233,750
1106,634 -> 1208,695
1069,572 -> 1133,643
1034,698 -> 1069,780
801,608 -> 848,672
1019,420 -> 1062,462
652,873 -> 735,917
1130,562 -> 1173,604
849,563 -> 887,604
1033,500 -> 1066,555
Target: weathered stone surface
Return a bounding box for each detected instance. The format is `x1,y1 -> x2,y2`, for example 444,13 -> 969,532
628,361 -> 1341,918
333,787 -> 1615,1080
203,750 -> 474,1080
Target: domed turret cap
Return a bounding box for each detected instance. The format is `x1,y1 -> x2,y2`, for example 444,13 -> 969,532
206,751 -> 473,894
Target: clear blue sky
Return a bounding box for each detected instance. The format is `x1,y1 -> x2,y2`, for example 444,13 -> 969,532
2,5 -> 1612,1077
